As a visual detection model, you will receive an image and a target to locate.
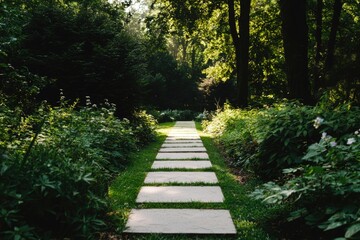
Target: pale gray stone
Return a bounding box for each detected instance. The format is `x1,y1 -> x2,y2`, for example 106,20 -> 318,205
164,139 -> 203,143
161,143 -> 204,148
151,161 -> 212,169
166,136 -> 201,140
156,152 -> 209,159
136,186 -> 224,203
124,209 -> 236,234
144,172 -> 218,184
159,147 -> 206,152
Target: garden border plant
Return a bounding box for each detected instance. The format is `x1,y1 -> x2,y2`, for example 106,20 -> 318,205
0,97 -> 157,240
203,101 -> 360,239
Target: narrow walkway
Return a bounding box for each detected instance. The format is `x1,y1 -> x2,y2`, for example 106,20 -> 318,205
124,121 -> 236,234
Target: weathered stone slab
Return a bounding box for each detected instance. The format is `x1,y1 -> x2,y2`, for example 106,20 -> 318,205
164,139 -> 203,143
167,135 -> 199,138
166,136 -> 201,140
151,161 -> 212,169
161,143 -> 204,148
159,147 -> 206,152
156,152 -> 209,159
144,172 -> 218,184
136,186 -> 224,203
124,209 -> 236,234
173,121 -> 195,126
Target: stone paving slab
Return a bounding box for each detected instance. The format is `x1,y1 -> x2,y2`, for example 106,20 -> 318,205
124,209 -> 236,234
151,161 -> 212,169
164,139 -> 203,143
136,186 -> 224,203
168,130 -> 198,132
167,135 -> 199,138
159,147 -> 207,152
156,152 -> 209,159
144,172 -> 218,184
161,143 -> 204,148
166,137 -> 201,140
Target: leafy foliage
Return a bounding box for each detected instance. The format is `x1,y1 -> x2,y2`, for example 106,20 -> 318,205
0,99 -> 156,239
204,101 -> 360,238
251,128 -> 360,239
151,109 -> 199,123
204,102 -> 360,179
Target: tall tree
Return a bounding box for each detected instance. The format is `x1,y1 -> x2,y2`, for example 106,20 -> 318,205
313,0 -> 323,97
324,0 -> 343,86
279,0 -> 312,104
228,0 -> 251,108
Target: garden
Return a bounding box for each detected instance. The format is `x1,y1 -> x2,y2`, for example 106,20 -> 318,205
1,0 -> 359,239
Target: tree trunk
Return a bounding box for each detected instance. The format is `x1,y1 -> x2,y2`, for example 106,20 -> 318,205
324,0 -> 342,86
279,0 -> 312,104
313,0 -> 323,97
238,0 -> 250,108
228,0 -> 250,108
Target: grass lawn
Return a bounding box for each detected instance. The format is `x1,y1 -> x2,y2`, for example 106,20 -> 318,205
108,122 -> 282,239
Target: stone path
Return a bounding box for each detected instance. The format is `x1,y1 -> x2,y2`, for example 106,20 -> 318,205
125,121 -> 236,235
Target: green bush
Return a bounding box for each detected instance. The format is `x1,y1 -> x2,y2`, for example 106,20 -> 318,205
0,99 -> 156,239
130,110 -> 157,146
204,102 -> 360,179
251,127 -> 360,239
204,101 -> 360,238
155,109 -> 198,123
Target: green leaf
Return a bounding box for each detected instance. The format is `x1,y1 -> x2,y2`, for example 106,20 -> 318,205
324,221 -> 347,231
345,223 -> 360,238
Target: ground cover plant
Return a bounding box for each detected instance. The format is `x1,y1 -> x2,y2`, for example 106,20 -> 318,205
0,98 -> 156,239
203,101 -> 360,238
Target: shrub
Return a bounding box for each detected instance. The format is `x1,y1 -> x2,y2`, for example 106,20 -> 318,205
156,109 -> 198,123
0,99 -> 156,239
204,102 -> 360,179
251,127 -> 360,239
130,110 -> 157,146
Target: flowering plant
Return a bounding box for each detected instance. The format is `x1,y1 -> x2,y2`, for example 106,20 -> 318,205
251,120 -> 360,239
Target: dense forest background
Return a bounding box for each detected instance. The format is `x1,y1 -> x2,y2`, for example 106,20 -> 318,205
1,0 -> 359,117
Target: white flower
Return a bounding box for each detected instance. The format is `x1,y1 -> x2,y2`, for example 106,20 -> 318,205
313,117 -> 324,129
330,141 -> 337,147
347,138 -> 356,145
321,132 -> 327,139
355,130 -> 359,135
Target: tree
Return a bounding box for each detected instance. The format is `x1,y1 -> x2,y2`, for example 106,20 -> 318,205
313,0 -> 323,97
323,0 -> 343,86
228,0 -> 251,108
279,0 -> 312,104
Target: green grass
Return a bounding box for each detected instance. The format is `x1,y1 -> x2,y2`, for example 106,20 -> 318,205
195,122 -> 282,240
109,121 -> 282,239
109,122 -> 175,232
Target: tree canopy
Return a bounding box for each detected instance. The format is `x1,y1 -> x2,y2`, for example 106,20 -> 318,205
1,0 -> 359,113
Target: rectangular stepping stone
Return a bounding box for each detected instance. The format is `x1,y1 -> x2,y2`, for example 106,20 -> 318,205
167,135 -> 200,138
144,172 -> 218,184
156,152 -> 209,159
162,143 -> 204,148
151,161 -> 212,169
166,137 -> 201,140
159,147 -> 206,152
164,139 -> 203,143
169,130 -> 198,132
136,186 -> 224,203
169,133 -> 197,135
124,209 -> 236,234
